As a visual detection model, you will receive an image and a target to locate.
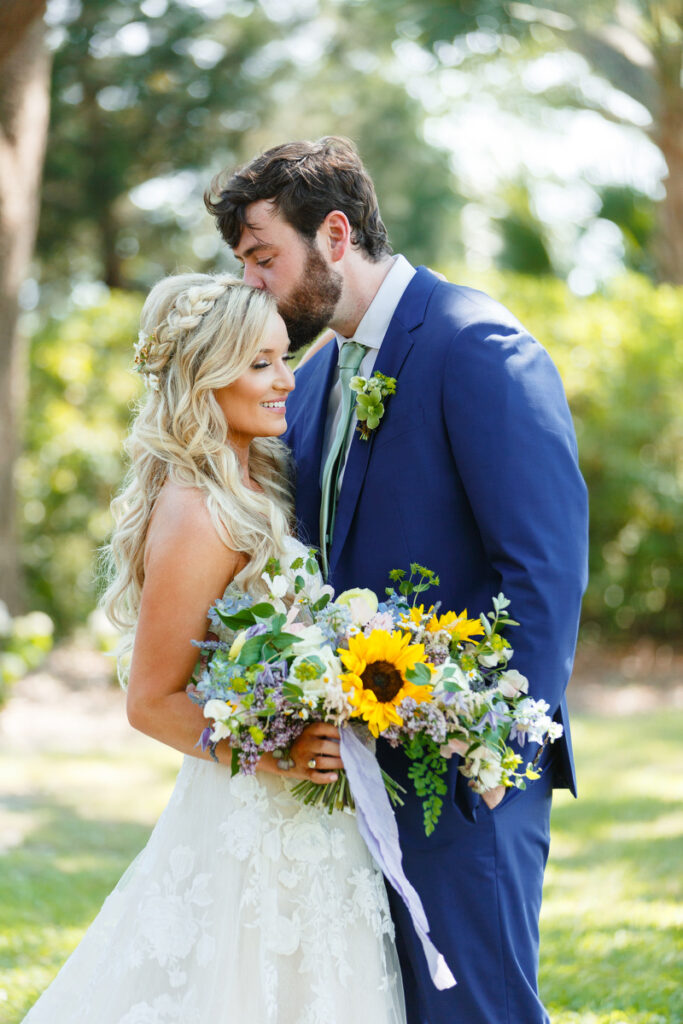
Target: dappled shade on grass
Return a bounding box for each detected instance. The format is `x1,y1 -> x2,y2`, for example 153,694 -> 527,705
1,713 -> 680,1024
540,712 -> 682,1024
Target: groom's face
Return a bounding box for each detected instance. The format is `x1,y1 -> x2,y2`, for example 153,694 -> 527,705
233,200 -> 342,351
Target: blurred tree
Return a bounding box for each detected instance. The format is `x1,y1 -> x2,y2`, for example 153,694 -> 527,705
38,0 -> 462,293
39,0 -> 304,292
495,184 -> 553,275
561,0 -> 683,282
19,290 -> 143,632
0,0 -> 51,612
597,184 -> 657,276
367,0 -> 682,282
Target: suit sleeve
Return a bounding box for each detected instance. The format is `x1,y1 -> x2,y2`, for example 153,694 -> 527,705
443,314 -> 589,723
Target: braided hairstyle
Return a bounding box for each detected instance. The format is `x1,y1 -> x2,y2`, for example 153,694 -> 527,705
101,273 -> 293,679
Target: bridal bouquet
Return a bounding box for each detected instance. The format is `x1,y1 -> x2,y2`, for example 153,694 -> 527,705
189,556 -> 563,836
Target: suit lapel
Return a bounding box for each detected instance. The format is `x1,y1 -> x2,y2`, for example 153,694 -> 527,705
328,269 -> 438,574
292,341 -> 338,548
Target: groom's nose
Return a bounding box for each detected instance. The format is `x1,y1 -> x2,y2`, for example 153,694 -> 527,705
242,265 -> 267,290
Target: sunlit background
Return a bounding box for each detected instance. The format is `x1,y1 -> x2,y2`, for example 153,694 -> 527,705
0,4 -> 681,1023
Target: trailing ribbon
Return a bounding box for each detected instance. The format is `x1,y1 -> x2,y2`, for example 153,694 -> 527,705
338,725 -> 456,990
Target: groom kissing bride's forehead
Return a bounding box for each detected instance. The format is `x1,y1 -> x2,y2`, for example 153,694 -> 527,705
205,136 -> 589,1024
204,136 -> 393,350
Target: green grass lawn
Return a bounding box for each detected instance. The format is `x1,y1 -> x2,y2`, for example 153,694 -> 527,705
1,712 -> 681,1023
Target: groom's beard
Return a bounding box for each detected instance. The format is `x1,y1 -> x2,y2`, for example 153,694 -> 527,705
277,243 -> 342,351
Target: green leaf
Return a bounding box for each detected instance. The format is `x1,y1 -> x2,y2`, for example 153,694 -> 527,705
270,613 -> 287,635
405,662 -> 432,685
213,607 -> 257,629
250,602 -> 278,620
237,636 -> 267,665
282,681 -> 304,699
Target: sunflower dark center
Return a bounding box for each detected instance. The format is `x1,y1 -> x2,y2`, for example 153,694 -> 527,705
361,660 -> 404,703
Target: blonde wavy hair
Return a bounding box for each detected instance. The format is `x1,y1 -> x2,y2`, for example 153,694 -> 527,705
101,272 -> 293,672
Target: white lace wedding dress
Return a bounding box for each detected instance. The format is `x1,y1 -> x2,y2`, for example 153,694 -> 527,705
23,541 -> 406,1024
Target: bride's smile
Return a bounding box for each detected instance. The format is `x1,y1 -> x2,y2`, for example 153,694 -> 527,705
213,309 -> 295,447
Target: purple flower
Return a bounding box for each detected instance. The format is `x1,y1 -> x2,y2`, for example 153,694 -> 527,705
471,709 -> 500,733
245,622 -> 268,640
198,725 -> 213,751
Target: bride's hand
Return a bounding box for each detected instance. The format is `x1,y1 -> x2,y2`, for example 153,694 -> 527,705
259,721 -> 343,784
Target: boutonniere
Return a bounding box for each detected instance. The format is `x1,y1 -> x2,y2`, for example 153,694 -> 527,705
349,371 -> 397,441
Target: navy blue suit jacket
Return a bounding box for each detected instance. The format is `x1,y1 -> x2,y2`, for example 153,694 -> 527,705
285,266 -> 588,809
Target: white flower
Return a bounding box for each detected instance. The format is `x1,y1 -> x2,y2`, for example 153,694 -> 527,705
547,720 -> 564,742
464,744 -> 503,792
335,587 -> 379,625
262,572 -> 289,599
288,645 -> 343,702
478,650 -> 503,668
497,669 -> 529,700
203,698 -> 239,741
364,610 -> 396,634
300,578 -> 335,607
289,624 -> 328,657
202,698 -> 234,722
431,662 -> 469,697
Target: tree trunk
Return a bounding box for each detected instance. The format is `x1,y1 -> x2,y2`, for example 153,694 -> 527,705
0,12 -> 51,611
654,85 -> 683,284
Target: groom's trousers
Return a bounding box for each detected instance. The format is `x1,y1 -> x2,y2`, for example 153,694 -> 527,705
385,755 -> 555,1024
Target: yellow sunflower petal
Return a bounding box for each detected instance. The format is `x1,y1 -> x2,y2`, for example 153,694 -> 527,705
399,680 -> 434,704
350,688 -> 404,736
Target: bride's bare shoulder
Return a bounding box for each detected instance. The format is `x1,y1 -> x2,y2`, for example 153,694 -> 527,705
145,481 -> 238,572
151,480 -> 210,527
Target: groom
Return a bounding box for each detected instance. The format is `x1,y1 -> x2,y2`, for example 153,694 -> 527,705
206,136 -> 588,1023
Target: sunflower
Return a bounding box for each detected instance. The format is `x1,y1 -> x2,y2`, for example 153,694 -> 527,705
338,629 -> 433,737
427,609 -> 485,643
400,604 -> 484,644
402,605 -> 426,628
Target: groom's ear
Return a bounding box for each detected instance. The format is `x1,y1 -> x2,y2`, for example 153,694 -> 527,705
319,210 -> 351,263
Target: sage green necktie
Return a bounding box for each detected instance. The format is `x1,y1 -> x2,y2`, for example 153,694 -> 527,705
319,340 -> 367,578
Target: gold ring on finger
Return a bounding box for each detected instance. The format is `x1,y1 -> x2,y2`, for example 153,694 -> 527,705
307,758 -> 317,769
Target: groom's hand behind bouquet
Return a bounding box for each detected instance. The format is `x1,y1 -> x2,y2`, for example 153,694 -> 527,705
480,784 -> 506,810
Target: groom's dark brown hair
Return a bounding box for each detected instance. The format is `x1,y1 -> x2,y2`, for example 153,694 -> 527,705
204,136 -> 392,261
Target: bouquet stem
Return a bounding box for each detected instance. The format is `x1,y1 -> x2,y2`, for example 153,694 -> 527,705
291,769 -> 405,815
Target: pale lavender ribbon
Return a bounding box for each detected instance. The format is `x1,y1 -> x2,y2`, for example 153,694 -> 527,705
339,725 -> 456,990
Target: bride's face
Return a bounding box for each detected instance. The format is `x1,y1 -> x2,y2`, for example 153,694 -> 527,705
214,311 -> 295,445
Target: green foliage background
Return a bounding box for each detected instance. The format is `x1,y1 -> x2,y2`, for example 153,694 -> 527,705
20,269 -> 682,639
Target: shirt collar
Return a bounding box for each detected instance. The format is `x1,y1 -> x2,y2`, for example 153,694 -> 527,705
334,254 -> 416,351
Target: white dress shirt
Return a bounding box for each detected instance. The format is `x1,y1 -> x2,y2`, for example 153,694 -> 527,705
321,254 -> 416,485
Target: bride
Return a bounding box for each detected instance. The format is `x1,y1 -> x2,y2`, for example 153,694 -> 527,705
22,273 -> 406,1024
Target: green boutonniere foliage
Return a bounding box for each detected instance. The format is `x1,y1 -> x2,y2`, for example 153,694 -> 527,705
349,371 -> 397,440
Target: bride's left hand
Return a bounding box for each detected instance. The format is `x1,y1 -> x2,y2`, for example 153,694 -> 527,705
258,721 -> 343,784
